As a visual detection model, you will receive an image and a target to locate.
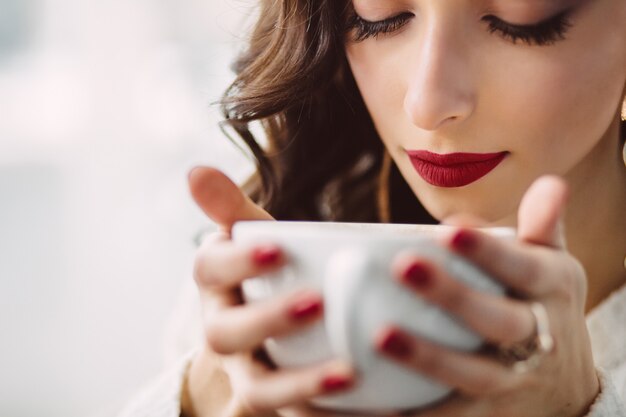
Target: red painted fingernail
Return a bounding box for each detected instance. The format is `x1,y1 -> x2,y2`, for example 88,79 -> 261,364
252,246 -> 281,266
289,297 -> 323,321
451,229 -> 476,252
321,375 -> 353,392
378,328 -> 412,359
402,262 -> 432,290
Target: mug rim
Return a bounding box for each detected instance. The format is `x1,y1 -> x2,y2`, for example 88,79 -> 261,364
232,220 -> 516,239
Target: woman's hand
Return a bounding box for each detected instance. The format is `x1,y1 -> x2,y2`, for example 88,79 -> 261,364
379,175 -> 600,417
183,167 -> 356,417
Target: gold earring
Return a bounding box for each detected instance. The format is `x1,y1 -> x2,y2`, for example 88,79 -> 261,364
623,101 -> 626,166
623,135 -> 626,168
620,102 -> 626,270
622,101 -> 626,268
622,101 -> 626,167
377,149 -> 392,223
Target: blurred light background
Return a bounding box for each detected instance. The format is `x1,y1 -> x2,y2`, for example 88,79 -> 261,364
0,0 -> 255,415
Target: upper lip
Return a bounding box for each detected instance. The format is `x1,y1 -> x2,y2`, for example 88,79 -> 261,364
406,150 -> 509,166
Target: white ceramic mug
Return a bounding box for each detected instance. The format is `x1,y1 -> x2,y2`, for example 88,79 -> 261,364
232,221 -> 516,414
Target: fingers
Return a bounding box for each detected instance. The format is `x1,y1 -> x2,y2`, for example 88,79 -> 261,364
374,327 -> 522,398
226,358 -> 355,414
205,290 -> 324,355
438,228 -> 561,298
188,166 -> 274,233
391,254 -> 536,346
187,168 -> 356,415
517,175 -> 569,250
434,176 -> 569,298
194,238 -> 286,291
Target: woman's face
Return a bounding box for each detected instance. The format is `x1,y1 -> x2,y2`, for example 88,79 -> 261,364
345,0 -> 626,224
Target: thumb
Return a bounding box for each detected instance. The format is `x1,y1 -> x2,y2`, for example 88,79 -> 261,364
188,167 -> 274,233
517,175 -> 569,249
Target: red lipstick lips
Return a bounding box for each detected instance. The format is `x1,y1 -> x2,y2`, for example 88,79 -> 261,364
407,150 -> 508,188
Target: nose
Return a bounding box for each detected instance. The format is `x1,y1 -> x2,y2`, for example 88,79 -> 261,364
403,22 -> 475,131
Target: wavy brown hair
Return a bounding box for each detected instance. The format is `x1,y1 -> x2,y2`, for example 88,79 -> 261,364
219,0 -> 436,224
220,0 -> 626,224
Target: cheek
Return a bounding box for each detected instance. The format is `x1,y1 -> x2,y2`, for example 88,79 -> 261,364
489,61 -> 620,180
346,42 -> 408,148
486,1 -> 626,176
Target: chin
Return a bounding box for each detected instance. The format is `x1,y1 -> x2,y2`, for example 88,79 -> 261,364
410,182 -> 522,226
395,158 -> 527,225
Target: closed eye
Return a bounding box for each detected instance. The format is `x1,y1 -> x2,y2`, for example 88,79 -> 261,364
345,9 -> 574,47
345,12 -> 414,42
482,10 -> 573,46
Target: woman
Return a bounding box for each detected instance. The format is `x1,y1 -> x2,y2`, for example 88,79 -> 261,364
119,0 -> 626,416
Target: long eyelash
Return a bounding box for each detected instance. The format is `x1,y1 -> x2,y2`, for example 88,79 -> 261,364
483,10 -> 573,46
346,10 -> 573,46
345,13 -> 414,42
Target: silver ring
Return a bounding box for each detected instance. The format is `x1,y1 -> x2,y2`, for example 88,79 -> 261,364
489,302 -> 554,374
511,302 -> 555,374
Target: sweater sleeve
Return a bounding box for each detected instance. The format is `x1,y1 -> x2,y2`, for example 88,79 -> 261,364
115,350 -> 197,417
585,367 -> 626,417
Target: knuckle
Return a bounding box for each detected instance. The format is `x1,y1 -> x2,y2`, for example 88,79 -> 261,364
520,261 -> 542,291
414,343 -> 441,374
439,282 -> 467,313
499,311 -> 528,344
194,241 -> 262,291
524,262 -> 541,288
193,249 -> 216,286
549,259 -> 583,304
204,320 -> 229,354
471,374 -> 499,395
259,311 -> 283,337
565,258 -> 586,296
205,332 -> 224,354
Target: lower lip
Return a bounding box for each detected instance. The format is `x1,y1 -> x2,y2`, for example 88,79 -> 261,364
407,152 -> 508,188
